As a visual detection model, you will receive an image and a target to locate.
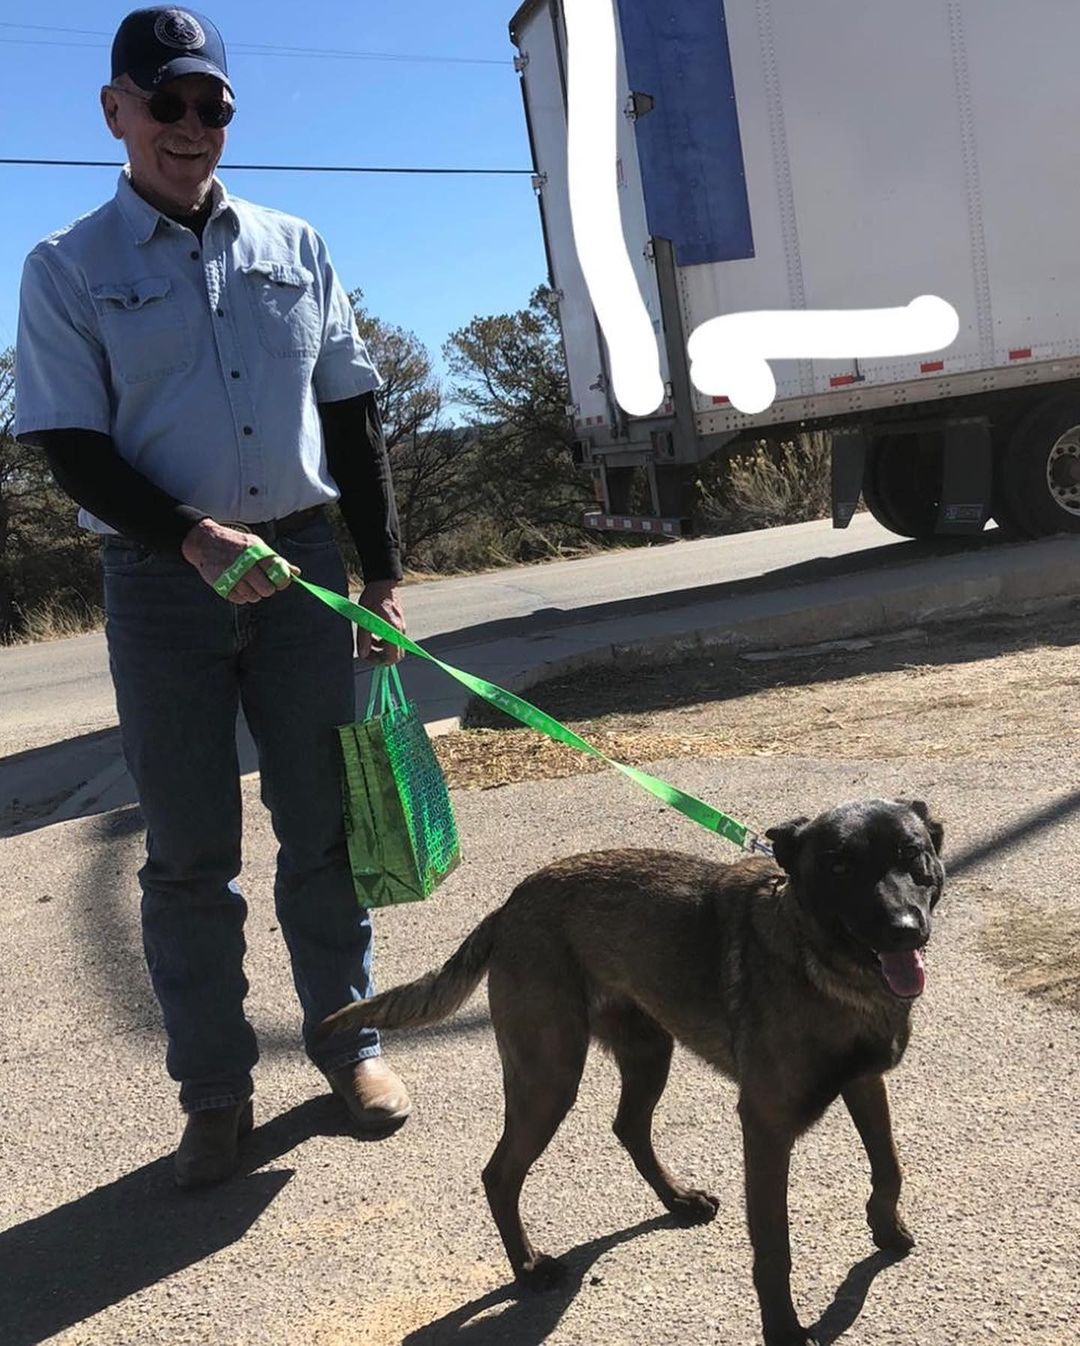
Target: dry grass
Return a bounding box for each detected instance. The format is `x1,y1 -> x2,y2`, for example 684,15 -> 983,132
6,593 -> 104,645
698,431 -> 833,531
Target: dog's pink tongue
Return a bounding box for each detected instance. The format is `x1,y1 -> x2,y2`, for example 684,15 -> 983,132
877,949 -> 926,998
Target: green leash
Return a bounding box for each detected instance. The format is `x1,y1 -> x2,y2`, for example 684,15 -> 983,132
220,541 -> 772,856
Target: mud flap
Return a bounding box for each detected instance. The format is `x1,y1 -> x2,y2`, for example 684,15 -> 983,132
831,427 -> 866,528
937,419 -> 993,534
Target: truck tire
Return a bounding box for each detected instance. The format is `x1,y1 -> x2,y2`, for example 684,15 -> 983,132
999,394 -> 1080,537
861,433 -> 941,539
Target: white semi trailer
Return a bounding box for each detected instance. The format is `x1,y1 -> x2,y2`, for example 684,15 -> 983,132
510,0 -> 1080,540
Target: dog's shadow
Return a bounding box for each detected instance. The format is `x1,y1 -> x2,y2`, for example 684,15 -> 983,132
811,1247 -> 910,1345
403,1214 -> 670,1345
404,1230 -> 907,1346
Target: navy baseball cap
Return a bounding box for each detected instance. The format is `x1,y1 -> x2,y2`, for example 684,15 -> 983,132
111,8 -> 233,94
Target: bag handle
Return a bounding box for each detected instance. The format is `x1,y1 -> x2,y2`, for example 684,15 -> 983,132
364,664 -> 408,721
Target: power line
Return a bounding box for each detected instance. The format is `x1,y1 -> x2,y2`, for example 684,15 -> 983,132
0,158 -> 533,176
0,23 -> 510,66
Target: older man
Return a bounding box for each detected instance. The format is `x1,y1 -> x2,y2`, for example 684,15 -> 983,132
14,7 -> 410,1187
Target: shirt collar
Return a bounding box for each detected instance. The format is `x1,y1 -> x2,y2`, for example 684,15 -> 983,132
114,169 -> 237,244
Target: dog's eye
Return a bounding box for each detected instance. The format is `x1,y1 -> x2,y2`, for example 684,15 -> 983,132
899,844 -> 922,863
831,861 -> 850,875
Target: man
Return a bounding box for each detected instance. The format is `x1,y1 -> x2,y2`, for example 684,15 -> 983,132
14,7 -> 411,1188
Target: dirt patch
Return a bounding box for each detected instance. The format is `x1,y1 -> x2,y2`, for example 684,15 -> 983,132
434,725 -> 745,791
435,603 -> 1080,790
982,901 -> 1080,1016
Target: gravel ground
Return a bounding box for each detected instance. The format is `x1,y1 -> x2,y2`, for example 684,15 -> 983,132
2,739 -> 1078,1344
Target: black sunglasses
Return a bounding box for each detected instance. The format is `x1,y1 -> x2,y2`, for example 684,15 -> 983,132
108,84 -> 235,129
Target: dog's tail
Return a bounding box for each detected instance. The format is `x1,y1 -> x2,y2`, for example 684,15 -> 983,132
314,907 -> 501,1041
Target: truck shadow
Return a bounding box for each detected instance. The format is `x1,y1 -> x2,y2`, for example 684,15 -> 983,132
468,593 -> 1080,729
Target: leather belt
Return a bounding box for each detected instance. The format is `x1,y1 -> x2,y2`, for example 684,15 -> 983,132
224,504 -> 326,541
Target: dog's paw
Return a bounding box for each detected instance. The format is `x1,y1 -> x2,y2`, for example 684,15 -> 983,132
666,1187 -> 720,1225
868,1202 -> 916,1254
872,1221 -> 916,1255
517,1254 -> 568,1292
764,1327 -> 819,1346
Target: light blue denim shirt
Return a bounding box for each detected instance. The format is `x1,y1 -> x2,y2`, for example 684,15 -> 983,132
14,171 -> 381,533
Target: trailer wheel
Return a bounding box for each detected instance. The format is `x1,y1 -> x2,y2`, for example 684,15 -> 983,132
861,433 -> 942,539
999,395 -> 1080,536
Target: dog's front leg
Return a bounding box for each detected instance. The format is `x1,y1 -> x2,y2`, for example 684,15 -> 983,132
841,1073 -> 915,1253
739,1098 -> 816,1346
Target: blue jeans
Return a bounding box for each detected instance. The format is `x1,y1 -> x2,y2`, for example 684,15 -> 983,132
102,510 -> 379,1112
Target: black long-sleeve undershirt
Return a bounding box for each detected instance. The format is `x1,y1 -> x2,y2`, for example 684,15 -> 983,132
20,391 -> 402,582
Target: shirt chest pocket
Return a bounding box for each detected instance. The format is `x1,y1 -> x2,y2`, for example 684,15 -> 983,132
240,260 -> 321,358
91,276 -> 193,385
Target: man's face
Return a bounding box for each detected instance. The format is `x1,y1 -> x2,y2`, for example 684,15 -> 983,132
101,73 -> 228,213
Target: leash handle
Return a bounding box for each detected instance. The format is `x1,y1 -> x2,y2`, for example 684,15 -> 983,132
212,543 -> 292,598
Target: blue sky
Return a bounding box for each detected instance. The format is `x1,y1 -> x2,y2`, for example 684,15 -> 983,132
0,2 -> 547,400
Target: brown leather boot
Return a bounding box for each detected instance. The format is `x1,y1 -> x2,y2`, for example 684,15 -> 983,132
174,1099 -> 254,1190
324,1059 -> 411,1136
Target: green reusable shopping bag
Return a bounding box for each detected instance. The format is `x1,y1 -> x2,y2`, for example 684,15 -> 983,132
338,665 -> 461,908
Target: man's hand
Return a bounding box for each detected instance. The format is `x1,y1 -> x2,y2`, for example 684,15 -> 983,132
181,518 -> 299,603
356,580 -> 405,664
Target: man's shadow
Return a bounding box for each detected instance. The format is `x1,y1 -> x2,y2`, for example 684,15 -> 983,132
0,1094 -> 349,1346
404,1230 -> 906,1346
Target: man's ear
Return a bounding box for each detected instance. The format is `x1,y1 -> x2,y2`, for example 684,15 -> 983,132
899,798 -> 945,855
764,815 -> 810,874
101,86 -> 124,141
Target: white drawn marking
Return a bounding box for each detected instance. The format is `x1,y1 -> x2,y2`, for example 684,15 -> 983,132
563,0 -> 664,417
562,0 -> 960,418
688,296 -> 961,415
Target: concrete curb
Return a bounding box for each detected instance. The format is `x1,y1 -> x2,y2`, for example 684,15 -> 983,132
461,534 -> 1080,718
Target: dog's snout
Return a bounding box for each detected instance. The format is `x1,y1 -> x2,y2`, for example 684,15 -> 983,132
881,907 -> 930,951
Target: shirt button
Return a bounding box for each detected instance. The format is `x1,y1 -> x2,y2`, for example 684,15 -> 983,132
249,486 -> 259,496
216,307 -> 224,317
190,250 -> 199,260
243,425 -> 253,435
231,370 -> 240,379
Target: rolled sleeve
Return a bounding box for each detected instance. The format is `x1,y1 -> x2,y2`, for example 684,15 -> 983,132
14,248 -> 112,440
311,233 -> 382,404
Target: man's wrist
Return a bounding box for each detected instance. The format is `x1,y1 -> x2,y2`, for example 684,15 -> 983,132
180,515 -> 217,562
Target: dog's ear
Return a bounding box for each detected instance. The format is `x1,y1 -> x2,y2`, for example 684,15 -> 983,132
764,815 -> 810,873
899,798 -> 945,855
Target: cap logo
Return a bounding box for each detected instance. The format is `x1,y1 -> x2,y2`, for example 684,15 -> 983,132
154,10 -> 205,50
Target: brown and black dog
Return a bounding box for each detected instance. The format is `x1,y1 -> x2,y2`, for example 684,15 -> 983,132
318,797 -> 945,1346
